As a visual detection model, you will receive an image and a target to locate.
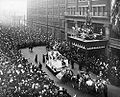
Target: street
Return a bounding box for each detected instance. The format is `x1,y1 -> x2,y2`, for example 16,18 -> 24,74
21,46 -> 95,97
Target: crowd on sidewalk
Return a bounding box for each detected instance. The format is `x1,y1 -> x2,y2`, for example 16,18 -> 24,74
0,25 -> 72,97
45,43 -> 109,97
0,24 -> 120,97
48,39 -> 120,87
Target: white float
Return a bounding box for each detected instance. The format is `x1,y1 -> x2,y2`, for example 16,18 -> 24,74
46,50 -> 69,74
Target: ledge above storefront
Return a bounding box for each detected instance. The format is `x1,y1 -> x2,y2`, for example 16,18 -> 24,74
64,12 -> 109,24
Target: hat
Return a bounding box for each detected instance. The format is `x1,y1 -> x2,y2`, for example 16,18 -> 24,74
59,86 -> 63,90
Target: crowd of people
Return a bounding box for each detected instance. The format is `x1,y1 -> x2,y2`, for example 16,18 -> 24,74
0,24 -> 120,97
0,25 -> 71,97
60,69 -> 109,97
49,39 -> 120,87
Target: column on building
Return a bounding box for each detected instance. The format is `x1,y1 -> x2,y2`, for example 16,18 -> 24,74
88,0 -> 92,16
65,0 -> 68,40
104,24 -> 110,57
52,0 -> 54,39
65,20 -> 68,40
76,0 -> 78,15
74,20 -> 78,36
104,24 -> 110,40
52,27 -> 55,39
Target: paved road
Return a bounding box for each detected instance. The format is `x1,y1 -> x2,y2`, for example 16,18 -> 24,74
21,46 -> 120,97
21,46 -> 95,97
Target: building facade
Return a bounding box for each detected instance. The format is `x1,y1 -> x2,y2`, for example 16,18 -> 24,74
65,0 -> 111,40
27,0 -> 120,58
64,0 -> 120,59
27,0 -> 111,41
27,0 -> 66,41
109,0 -> 120,59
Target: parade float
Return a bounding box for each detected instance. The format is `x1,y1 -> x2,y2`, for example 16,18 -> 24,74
46,50 -> 69,76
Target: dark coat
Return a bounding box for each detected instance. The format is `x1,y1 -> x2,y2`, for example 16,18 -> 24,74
39,62 -> 42,70
103,84 -> 108,97
42,54 -> 45,63
35,54 -> 38,64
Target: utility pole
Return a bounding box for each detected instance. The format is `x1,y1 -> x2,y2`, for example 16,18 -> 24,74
88,0 -> 92,16
19,17 -> 20,28
24,14 -> 25,31
14,12 -> 16,27
47,0 -> 48,42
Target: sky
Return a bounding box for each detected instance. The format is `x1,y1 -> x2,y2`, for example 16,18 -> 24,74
0,0 -> 27,16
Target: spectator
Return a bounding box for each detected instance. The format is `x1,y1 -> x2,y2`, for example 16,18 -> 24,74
71,60 -> 74,69
39,62 -> 42,70
35,54 -> 38,64
103,84 -> 108,97
42,54 -> 45,63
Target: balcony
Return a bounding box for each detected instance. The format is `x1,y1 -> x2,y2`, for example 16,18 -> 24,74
110,38 -> 120,49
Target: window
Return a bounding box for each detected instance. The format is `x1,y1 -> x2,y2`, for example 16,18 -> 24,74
85,7 -> 88,16
103,6 -> 107,16
71,7 -> 75,15
60,7 -> 65,16
98,7 -> 103,16
92,7 -> 97,16
70,8 -> 72,15
79,7 -> 81,15
67,8 -> 70,15
81,7 -> 83,15
92,6 -> 107,16
83,7 -> 85,15
73,7 -> 76,15
78,7 -> 89,16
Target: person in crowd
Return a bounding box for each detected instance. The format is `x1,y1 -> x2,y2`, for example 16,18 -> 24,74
1,25 -> 120,97
46,52 -> 49,61
77,72 -> 80,81
35,54 -> 38,64
71,60 -> 74,69
29,44 -> 33,52
79,63 -> 83,71
42,54 -> 45,63
103,84 -> 108,97
39,61 -> 42,70
62,60 -> 66,67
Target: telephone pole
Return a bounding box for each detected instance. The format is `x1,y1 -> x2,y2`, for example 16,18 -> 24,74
24,14 -> 25,31
47,0 -> 48,42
